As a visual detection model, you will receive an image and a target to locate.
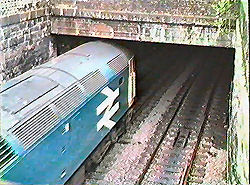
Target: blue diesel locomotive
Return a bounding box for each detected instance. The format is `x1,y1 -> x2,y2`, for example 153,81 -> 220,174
0,41 -> 136,184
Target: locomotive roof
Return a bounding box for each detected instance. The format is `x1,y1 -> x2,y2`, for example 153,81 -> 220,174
0,41 -> 133,148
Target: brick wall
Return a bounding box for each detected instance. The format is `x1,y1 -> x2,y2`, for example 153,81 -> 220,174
0,0 -> 56,83
0,0 -> 49,17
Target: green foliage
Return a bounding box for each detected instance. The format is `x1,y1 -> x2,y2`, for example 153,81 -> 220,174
212,0 -> 240,34
213,0 -> 239,16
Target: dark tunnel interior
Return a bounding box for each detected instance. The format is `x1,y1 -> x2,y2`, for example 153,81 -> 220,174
54,35 -> 235,103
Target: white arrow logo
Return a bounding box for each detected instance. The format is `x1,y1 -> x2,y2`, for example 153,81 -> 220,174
96,86 -> 120,131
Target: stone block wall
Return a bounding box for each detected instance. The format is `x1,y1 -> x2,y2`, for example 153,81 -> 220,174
228,0 -> 249,184
0,0 -> 56,83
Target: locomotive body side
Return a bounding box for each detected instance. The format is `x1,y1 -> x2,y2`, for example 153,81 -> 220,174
0,41 -> 136,184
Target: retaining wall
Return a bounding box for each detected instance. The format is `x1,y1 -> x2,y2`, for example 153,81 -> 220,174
0,0 -> 56,83
228,0 -> 249,184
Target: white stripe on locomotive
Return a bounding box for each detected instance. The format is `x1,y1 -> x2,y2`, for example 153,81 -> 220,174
96,86 -> 120,131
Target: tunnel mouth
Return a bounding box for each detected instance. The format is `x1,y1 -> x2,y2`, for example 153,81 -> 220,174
54,35 -> 235,184
53,34 -> 235,104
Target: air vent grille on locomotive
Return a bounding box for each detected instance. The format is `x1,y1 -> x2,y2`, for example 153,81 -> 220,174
0,136 -> 18,174
107,54 -> 128,74
10,107 -> 60,150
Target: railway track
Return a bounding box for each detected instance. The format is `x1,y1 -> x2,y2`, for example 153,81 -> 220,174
68,49 -> 231,185
187,58 -> 232,185
140,58 -> 222,185
66,47 -> 194,185
83,58 -> 203,184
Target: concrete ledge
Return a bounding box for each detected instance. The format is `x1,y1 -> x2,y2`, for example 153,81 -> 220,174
51,7 -> 228,26
51,16 -> 235,48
